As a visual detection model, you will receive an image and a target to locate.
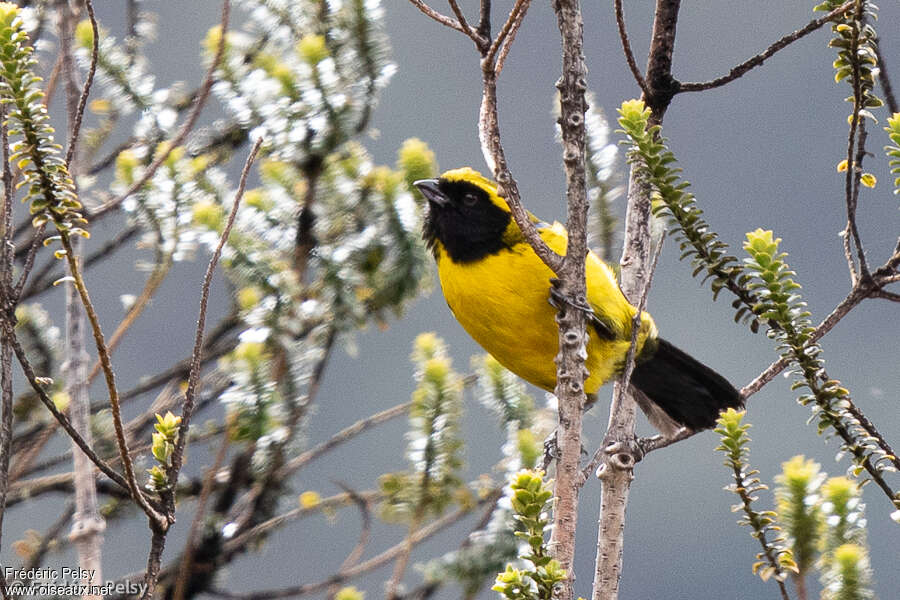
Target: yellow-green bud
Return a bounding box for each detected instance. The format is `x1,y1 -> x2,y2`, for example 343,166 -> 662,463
237,286 -> 262,310
779,455 -> 820,488
422,357 -> 450,383
834,543 -> 864,568
298,490 -> 321,509
151,432 -> 172,464
234,341 -> 266,366
334,587 -> 364,600
0,2 -> 20,27
115,149 -> 139,185
365,166 -> 402,197
296,34 -> 329,65
75,19 -> 94,49
243,188 -> 269,210
154,411 -> 182,437
51,391 -> 70,412
192,200 -> 224,230
203,25 -> 225,56
397,138 -> 437,185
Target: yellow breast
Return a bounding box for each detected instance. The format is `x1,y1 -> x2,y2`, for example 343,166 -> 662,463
436,223 -> 650,394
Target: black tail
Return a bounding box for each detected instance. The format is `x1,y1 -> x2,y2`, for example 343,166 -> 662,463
631,338 -> 743,432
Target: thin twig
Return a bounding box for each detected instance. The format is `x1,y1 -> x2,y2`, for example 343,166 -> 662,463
614,0 -> 649,96
406,1 -> 468,35
278,401 -> 411,478
446,0 -> 484,49
59,1 -> 106,590
874,42 -> 898,114
486,0 -> 530,72
64,0 -> 98,168
0,102 -> 11,600
3,323 -> 130,492
679,1 -> 855,93
740,274 -> 867,399
59,231 -> 163,524
222,490 -> 383,556
171,434 -> 231,600
844,114 -> 870,281
493,0 -> 530,75
10,224 -> 44,300
19,224 -> 140,301
167,137 -> 262,490
87,257 -> 172,382
333,483 -> 372,572
220,491 -> 501,600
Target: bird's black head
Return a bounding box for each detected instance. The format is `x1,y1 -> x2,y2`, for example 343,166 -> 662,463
415,168 -> 513,263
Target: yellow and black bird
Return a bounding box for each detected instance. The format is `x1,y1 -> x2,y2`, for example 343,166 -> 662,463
415,167 -> 742,435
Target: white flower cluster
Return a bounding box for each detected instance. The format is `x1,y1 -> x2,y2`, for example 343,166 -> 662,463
212,0 -> 394,162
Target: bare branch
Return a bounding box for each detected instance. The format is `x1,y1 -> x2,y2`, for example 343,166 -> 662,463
220,491 -> 502,600
493,0 -> 530,75
279,401 -> 411,478
446,0 -> 486,49
333,483 -> 372,572
64,0 -> 98,168
593,3 -> 682,600
874,41 -> 898,114
614,0 -> 649,96
477,0 -> 491,40
486,0 -> 530,73
3,323 -> 130,492
167,136 -> 262,493
19,224 -> 140,301
406,1 -> 470,36
171,434 -> 230,600
679,1 -> 855,93
223,490 -> 384,558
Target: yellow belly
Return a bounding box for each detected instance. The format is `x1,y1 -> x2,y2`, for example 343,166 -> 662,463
436,237 -> 639,394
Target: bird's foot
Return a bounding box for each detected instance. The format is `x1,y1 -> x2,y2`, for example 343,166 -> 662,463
542,427 -> 590,472
542,429 -> 560,472
548,278 -> 595,316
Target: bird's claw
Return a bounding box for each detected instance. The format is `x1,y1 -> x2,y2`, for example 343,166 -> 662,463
548,278 -> 595,316
542,429 -> 560,472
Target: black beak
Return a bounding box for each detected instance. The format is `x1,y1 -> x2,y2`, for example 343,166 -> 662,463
413,178 -> 448,207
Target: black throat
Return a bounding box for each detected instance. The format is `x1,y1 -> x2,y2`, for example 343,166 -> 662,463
422,180 -> 512,263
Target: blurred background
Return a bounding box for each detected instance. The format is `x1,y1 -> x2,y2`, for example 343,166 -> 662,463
2,2 -> 897,599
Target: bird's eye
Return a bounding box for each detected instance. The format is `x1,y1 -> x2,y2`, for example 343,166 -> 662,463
462,193 -> 478,207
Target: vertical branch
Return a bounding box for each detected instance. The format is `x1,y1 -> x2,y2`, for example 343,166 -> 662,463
592,170 -> 652,600
547,3 -> 590,597
593,3 -> 681,600
58,2 -> 105,596
0,110 -> 11,595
